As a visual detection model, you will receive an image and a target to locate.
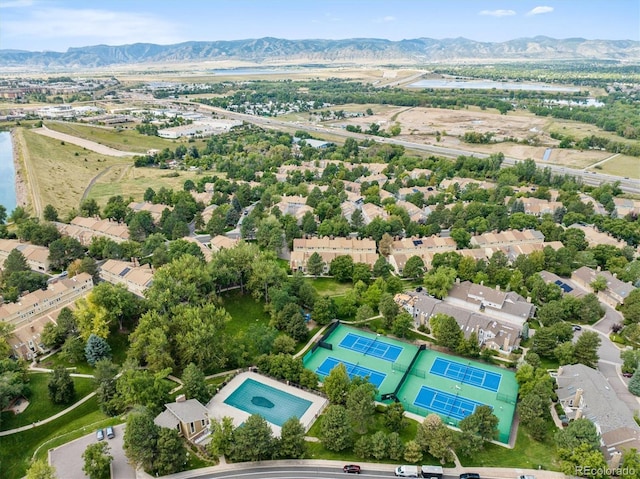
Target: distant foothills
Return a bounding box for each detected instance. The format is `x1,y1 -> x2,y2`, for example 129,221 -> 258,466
1,36 -> 639,69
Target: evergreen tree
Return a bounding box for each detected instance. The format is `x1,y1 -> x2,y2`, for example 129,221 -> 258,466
85,334 -> 112,366
48,367 -> 75,404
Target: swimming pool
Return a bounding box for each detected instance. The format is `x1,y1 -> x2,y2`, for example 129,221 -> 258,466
223,378 -> 313,427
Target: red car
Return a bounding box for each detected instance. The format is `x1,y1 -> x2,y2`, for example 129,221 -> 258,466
343,464 -> 361,474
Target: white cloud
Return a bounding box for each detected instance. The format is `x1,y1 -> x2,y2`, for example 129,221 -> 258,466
479,9 -> 516,17
2,7 -> 186,48
527,6 -> 554,16
0,0 -> 34,8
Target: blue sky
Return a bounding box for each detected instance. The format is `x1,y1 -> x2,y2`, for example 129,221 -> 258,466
1,0 -> 638,52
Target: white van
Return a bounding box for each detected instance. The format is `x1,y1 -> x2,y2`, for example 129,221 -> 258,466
395,465 -> 420,477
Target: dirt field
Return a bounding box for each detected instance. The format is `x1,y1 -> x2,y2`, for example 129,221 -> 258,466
327,105 -> 614,166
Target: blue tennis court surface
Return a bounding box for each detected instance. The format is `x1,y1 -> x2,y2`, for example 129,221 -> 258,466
316,357 -> 386,388
339,332 -> 403,362
430,357 -> 502,392
414,386 -> 484,421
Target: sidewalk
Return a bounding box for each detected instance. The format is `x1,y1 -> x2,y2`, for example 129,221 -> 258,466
135,459 -> 567,479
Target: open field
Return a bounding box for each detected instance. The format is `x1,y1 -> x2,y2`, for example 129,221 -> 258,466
0,373 -> 95,431
86,165 -> 218,206
323,104 -> 617,166
44,121 -> 207,153
18,128 -> 130,215
116,67 -> 422,85
594,155 -> 640,179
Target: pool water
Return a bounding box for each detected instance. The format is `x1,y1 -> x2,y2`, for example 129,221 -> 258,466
223,378 -> 312,426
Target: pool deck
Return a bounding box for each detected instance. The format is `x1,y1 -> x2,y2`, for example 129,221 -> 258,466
206,371 -> 327,437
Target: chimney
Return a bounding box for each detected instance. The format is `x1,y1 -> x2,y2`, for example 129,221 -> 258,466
597,266 -> 601,272
573,388 -> 583,407
503,335 -> 510,351
609,451 -> 623,470
575,408 -> 583,420
526,296 -> 532,303
496,284 -> 500,292
455,277 -> 460,284
558,366 -> 564,376
176,394 -> 186,403
480,281 -> 484,286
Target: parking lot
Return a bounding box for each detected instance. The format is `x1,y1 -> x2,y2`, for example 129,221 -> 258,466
49,424 -> 135,479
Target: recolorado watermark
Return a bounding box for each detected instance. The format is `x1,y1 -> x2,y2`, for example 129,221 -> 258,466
575,465 -> 636,476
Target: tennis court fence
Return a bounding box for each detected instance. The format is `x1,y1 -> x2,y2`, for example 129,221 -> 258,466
392,362 -> 409,373
496,393 -> 517,404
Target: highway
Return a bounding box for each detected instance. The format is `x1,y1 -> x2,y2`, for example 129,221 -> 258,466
180,100 -> 639,195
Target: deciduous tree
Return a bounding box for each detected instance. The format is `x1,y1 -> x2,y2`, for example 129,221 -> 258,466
320,405 -> 352,452
82,442 -> 112,479
278,417 -> 306,459
230,414 -> 274,462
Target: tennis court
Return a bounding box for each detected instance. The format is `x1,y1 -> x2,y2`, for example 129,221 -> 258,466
414,386 -> 484,421
430,357 -> 502,392
339,332 -> 403,362
316,357 -> 386,388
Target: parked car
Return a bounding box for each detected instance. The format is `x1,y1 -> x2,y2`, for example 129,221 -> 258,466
460,474 -> 481,479
106,426 -> 115,439
96,428 -> 104,441
572,324 -> 582,331
623,372 -> 633,378
343,464 -> 361,474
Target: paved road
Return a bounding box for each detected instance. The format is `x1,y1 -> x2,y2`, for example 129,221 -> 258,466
49,424 -> 134,479
139,461 -> 565,479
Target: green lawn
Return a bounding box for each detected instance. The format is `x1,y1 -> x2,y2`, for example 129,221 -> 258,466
44,121 -> 208,153
305,407 -> 438,464
0,373 -> 95,431
219,290 -> 271,336
1,397 -> 110,479
306,277 -> 354,297
39,331 -> 131,374
459,417 -> 559,470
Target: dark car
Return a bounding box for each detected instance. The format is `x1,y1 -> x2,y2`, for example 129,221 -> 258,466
343,464 -> 361,474
460,474 -> 481,479
623,372 -> 633,378
572,324 -> 582,331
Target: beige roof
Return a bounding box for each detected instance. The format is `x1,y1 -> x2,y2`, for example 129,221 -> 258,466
391,235 -> 457,252
164,399 -> 209,424
291,250 -> 379,268
0,273 -> 93,321
210,235 -> 239,251
293,237 -> 376,252
470,229 -> 544,247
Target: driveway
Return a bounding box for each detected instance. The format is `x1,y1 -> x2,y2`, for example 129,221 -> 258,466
49,424 -> 135,479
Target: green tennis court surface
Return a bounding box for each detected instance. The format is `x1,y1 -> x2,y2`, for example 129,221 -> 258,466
316,357 -> 386,388
303,323 -> 518,444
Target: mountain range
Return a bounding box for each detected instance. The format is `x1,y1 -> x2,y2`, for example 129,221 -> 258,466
1,36 -> 638,69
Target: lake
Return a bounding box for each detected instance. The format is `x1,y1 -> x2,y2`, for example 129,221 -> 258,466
0,131 -> 17,215
408,79 -> 580,92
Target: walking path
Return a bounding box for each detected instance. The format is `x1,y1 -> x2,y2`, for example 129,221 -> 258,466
33,125 -> 137,157
586,153 -> 620,170
0,392 -> 96,436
